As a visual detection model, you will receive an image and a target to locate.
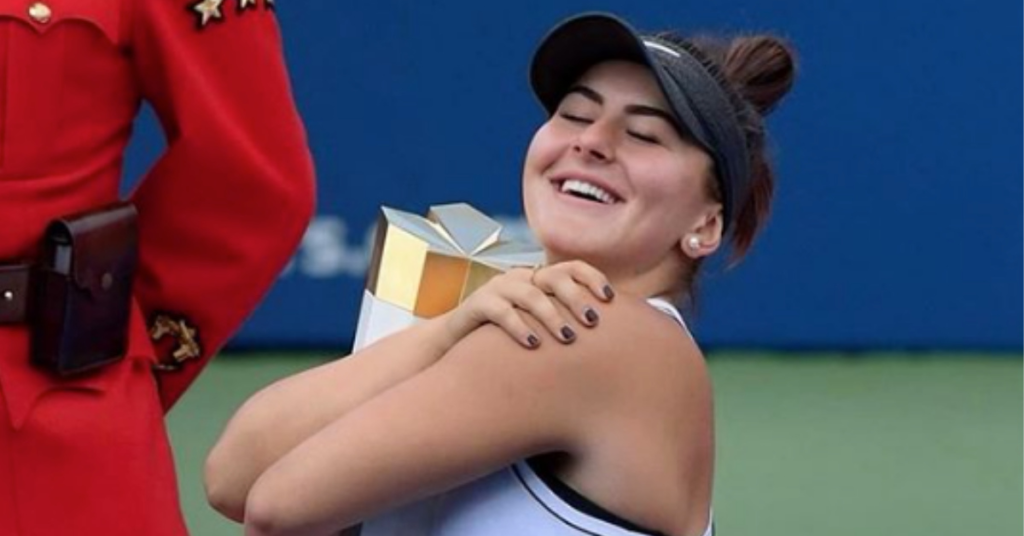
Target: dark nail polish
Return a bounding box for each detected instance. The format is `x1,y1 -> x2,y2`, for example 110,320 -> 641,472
527,334 -> 540,348
602,285 -> 615,300
584,307 -> 599,325
560,325 -> 576,342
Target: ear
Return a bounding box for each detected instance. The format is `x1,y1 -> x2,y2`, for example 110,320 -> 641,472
680,207 -> 724,260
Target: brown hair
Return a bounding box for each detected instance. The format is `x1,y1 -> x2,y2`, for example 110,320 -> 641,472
656,31 -> 797,300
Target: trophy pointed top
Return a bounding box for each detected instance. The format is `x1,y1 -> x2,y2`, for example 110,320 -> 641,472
427,203 -> 502,255
380,206 -> 459,254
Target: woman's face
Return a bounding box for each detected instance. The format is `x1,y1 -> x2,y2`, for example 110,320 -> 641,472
522,60 -> 721,278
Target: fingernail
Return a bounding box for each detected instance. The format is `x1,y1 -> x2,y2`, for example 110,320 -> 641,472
584,307 -> 599,325
560,325 -> 576,342
527,334 -> 540,348
602,285 -> 615,300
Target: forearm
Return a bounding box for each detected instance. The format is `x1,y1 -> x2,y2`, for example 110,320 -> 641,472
205,315 -> 459,521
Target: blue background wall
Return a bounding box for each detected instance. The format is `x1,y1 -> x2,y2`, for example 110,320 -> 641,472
126,0 -> 1022,350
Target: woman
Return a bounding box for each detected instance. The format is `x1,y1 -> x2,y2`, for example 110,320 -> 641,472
206,12 -> 795,536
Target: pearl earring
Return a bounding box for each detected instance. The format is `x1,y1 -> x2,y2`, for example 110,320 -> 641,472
687,236 -> 701,251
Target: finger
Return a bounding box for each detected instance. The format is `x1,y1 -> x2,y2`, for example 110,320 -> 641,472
545,275 -> 602,328
505,267 -> 535,284
533,261 -> 614,302
531,262 -> 608,326
481,299 -> 542,349
564,260 -> 615,301
504,284 -> 577,343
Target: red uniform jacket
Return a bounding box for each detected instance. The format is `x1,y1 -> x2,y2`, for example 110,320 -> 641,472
0,0 -> 316,534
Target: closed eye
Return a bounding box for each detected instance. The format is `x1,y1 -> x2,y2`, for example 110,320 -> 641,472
628,131 -> 661,144
559,112 -> 594,125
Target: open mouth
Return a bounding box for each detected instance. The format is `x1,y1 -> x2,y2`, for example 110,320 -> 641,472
554,179 -> 622,205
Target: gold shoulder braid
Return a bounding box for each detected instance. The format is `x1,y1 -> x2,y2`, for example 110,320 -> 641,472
149,314 -> 202,371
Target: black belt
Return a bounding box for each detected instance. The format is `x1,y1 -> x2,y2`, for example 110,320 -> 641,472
0,263 -> 32,325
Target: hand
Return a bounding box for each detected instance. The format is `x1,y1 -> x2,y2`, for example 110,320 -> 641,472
443,261 -> 614,349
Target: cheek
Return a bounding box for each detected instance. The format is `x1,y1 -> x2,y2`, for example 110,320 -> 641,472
523,121 -> 567,176
631,156 -> 710,224
633,158 -> 691,201
522,124 -> 556,223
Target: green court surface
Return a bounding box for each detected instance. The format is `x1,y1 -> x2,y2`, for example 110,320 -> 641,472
168,354 -> 1022,535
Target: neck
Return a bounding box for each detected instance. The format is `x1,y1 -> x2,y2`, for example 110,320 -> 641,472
608,262 -> 684,301
546,251 -> 689,302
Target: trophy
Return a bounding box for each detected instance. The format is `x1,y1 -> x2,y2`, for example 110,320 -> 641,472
352,203 -> 544,351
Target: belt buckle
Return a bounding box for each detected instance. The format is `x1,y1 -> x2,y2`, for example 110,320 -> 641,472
0,263 -> 32,325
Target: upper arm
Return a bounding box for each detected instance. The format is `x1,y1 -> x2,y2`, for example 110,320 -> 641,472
132,0 -> 308,151
127,1 -> 315,409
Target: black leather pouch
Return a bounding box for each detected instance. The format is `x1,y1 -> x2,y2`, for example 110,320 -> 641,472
30,202 -> 138,376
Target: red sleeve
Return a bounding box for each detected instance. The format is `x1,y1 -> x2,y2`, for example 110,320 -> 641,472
128,0 -> 316,411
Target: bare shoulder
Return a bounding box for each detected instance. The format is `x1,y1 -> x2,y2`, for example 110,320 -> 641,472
555,294 -> 705,376
445,294 -> 710,418
570,294 -> 711,402
588,294 -> 700,359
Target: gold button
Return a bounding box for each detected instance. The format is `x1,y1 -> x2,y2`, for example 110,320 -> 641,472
28,2 -> 51,24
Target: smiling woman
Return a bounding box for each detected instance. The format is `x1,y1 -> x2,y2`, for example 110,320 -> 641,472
523,60 -> 720,299
203,12 -> 796,536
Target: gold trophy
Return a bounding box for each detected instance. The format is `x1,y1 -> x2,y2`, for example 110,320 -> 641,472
353,203 -> 544,351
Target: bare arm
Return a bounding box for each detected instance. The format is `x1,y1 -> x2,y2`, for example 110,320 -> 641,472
204,316 -> 459,521
242,324 -> 590,536
206,262 -> 614,522
241,297 -> 682,536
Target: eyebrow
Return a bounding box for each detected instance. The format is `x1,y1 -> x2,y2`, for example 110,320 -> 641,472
566,84 -> 680,129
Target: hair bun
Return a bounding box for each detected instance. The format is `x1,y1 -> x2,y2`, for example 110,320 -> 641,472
723,36 -> 797,116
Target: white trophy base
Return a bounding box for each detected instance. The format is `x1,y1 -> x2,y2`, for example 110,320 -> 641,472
352,289 -> 421,352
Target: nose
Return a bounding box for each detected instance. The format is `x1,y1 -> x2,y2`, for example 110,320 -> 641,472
572,120 -> 615,162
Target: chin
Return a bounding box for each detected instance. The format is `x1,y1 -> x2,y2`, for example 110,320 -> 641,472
535,227 -> 610,265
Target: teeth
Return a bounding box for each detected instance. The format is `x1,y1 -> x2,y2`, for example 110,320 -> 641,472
560,179 -> 615,204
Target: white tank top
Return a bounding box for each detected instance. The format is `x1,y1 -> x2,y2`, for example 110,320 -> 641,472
359,298 -> 713,536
